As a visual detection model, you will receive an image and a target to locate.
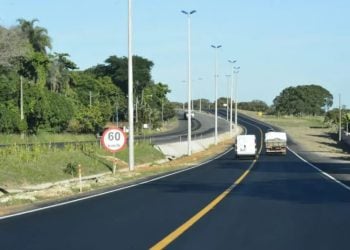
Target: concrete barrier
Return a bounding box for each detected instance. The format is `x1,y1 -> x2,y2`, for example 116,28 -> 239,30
155,126 -> 242,159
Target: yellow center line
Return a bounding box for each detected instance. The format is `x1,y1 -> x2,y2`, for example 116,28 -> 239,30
150,126 -> 263,250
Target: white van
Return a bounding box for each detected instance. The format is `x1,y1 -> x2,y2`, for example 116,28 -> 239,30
235,134 -> 257,158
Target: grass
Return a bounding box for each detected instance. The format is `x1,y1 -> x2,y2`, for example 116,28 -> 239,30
135,117 -> 179,136
240,110 -> 327,132
0,119 -> 179,188
239,110 -> 344,154
0,132 -> 96,145
0,141 -> 164,187
0,134 -> 235,211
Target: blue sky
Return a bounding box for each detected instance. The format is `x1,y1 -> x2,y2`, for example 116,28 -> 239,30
1,0 -> 349,108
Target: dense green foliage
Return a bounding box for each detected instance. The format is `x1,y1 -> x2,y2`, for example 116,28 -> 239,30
238,100 -> 269,112
0,19 -> 175,135
324,108 -> 350,130
192,99 -> 212,110
273,85 -> 333,116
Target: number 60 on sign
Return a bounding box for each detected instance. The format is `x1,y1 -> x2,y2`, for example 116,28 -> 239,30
101,127 -> 127,153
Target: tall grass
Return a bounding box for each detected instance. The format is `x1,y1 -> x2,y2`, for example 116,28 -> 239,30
0,141 -> 164,186
0,132 -> 96,145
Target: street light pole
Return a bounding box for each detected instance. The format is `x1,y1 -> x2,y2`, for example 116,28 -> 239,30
228,60 -> 236,135
128,0 -> 134,171
225,75 -> 231,121
182,10 -> 196,156
339,94 -> 342,142
211,44 -> 222,145
233,66 -> 240,128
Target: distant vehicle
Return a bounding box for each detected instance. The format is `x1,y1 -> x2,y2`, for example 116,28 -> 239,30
184,111 -> 194,120
235,134 -> 257,158
265,131 -> 287,155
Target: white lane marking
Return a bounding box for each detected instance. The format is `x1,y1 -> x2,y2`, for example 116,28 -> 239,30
288,147 -> 350,192
240,114 -> 350,192
0,146 -> 235,220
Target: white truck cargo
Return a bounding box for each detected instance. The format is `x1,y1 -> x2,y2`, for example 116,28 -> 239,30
235,134 -> 257,158
265,131 -> 287,154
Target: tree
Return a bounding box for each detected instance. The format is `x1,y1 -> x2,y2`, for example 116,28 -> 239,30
345,113 -> 350,133
324,108 -> 350,131
192,99 -> 212,110
17,19 -> 52,87
137,82 -> 173,129
69,103 -> 106,134
0,26 -> 30,69
70,72 -> 126,110
46,92 -> 74,132
0,103 -> 27,133
23,85 -> 50,133
238,100 -> 269,112
216,97 -> 228,109
273,85 -> 333,116
17,19 -> 51,54
47,53 -> 77,93
88,55 -> 154,95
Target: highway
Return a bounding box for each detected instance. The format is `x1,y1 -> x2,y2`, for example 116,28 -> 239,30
1,115 -> 350,249
140,110 -> 230,144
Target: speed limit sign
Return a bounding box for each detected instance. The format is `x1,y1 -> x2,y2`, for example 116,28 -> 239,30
101,127 -> 127,153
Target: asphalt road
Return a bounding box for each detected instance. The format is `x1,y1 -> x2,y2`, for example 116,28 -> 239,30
147,110 -> 230,144
1,115 -> 350,250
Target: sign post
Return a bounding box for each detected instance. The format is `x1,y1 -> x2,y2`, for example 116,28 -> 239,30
100,127 -> 127,174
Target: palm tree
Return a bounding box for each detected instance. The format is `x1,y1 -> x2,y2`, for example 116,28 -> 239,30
47,53 -> 77,93
17,18 -> 52,54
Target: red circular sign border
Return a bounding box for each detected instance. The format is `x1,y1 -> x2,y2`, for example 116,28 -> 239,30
100,127 -> 127,153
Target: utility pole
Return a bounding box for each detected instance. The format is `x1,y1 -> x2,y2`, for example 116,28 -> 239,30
20,76 -> 24,120
161,99 -> 164,126
89,91 -> 92,108
128,0 -> 135,171
339,94 -> 342,142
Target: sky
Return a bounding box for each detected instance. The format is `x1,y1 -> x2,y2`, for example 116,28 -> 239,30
1,0 -> 349,108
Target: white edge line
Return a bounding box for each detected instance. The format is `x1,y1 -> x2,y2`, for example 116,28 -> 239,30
241,114 -> 350,192
287,146 -> 350,192
0,145 -> 235,221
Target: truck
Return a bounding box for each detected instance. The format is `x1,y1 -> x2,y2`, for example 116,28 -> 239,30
264,131 -> 287,155
235,134 -> 257,158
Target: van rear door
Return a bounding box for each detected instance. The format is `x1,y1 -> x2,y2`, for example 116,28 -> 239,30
236,135 -> 257,158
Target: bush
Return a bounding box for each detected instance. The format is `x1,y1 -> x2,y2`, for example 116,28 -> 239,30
64,161 -> 79,177
46,92 -> 74,132
0,103 -> 28,133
